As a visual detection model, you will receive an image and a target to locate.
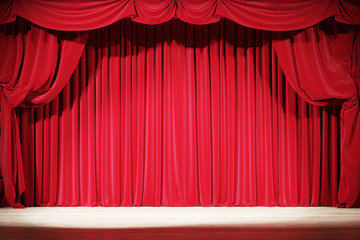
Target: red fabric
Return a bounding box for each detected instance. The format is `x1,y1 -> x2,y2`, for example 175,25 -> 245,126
12,0 -> 135,31
216,0 -> 338,31
1,0 -> 359,30
273,21 -> 360,207
0,20 -> 87,207
15,19 -> 341,207
336,0 -> 360,24
0,0 -> 15,24
132,0 -> 219,25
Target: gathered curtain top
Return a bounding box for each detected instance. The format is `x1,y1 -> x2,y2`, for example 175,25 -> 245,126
1,0 -> 359,31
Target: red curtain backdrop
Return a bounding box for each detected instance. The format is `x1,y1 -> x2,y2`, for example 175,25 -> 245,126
0,0 -> 359,207
15,19 -> 341,207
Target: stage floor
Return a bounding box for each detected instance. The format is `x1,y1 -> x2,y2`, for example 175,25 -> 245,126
0,207 -> 360,239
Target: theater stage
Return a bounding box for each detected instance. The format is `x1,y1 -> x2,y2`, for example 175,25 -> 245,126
0,207 -> 359,239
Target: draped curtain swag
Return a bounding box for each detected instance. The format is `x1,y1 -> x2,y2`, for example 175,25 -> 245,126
0,20 -> 88,207
1,0 -> 360,29
0,0 -> 359,207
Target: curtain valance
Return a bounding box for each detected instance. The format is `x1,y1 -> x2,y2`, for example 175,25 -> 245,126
0,0 -> 359,31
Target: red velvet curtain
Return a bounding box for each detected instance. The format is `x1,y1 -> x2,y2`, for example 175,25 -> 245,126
0,20 -> 87,207
273,21 -> 360,207
15,19 -> 341,207
0,0 -> 359,207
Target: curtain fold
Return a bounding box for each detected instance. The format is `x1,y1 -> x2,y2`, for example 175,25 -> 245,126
273,21 -> 360,207
13,19 -> 341,207
0,0 -> 15,24
0,20 -> 88,207
12,0 -> 136,31
216,0 -> 338,31
336,0 -> 360,24
1,0 -> 359,30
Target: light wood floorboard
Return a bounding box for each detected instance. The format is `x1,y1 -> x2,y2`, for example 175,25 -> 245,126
1,207 -> 359,239
0,207 -> 359,228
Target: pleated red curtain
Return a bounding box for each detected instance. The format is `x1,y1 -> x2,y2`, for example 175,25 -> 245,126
273,21 -> 360,207
0,20 -> 87,207
13,19 -> 341,207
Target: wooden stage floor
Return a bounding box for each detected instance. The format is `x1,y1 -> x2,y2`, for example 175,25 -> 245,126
0,207 -> 359,239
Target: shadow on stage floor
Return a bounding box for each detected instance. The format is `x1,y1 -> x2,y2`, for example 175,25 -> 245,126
1,226 -> 359,240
